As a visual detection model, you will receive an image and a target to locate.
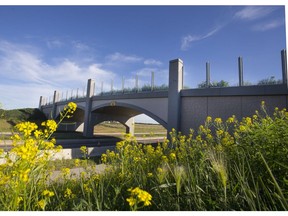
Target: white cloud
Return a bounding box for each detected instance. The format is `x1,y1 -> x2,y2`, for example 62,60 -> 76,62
234,6 -> 276,21
144,59 -> 162,66
252,19 -> 285,31
106,52 -> 142,63
0,39 -> 117,109
181,26 -> 223,51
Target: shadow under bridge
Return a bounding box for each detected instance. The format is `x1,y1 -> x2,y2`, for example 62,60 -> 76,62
90,102 -> 168,135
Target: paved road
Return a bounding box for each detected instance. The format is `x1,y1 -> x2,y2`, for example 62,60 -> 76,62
1,135 -> 165,150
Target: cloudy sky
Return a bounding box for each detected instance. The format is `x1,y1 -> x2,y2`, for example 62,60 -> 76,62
0,3 -> 286,116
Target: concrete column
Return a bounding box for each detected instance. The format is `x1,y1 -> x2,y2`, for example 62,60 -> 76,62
38,96 -> 43,110
83,79 -> 95,137
125,117 -> 135,135
167,59 -> 183,135
52,91 -> 59,119
281,49 -> 287,86
206,62 -> 210,88
238,57 -> 244,86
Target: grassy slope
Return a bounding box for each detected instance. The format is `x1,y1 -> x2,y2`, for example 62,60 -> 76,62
94,122 -> 166,134
0,108 -> 47,132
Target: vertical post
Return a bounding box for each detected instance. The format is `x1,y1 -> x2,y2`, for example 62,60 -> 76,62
52,90 -> 59,119
101,81 -> 103,95
151,71 -> 155,91
167,59 -> 184,135
83,79 -> 95,137
122,76 -> 125,93
281,49 -> 287,85
38,96 -> 43,110
135,75 -> 139,92
76,88 -> 79,99
206,62 -> 210,88
238,56 -> 244,86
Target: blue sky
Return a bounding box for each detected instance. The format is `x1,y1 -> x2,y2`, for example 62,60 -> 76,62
0,4 -> 286,120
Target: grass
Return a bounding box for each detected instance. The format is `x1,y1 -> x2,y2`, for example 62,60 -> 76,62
94,122 -> 166,137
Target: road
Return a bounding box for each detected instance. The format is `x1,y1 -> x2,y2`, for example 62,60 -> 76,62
1,133 -> 165,150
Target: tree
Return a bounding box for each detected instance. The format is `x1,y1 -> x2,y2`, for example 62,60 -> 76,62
257,76 -> 282,85
197,80 -> 229,88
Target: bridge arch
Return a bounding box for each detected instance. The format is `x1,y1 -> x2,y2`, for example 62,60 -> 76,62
55,105 -> 86,132
91,102 -> 167,129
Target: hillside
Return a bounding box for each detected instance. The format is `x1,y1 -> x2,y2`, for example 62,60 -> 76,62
0,108 -> 47,132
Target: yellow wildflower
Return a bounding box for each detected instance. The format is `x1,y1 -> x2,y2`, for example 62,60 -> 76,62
38,199 -> 46,210
74,159 -> 81,167
84,183 -> 92,193
42,189 -> 55,197
206,116 -> 212,123
127,187 -> 152,208
214,118 -> 222,124
61,168 -> 71,177
64,188 -> 73,198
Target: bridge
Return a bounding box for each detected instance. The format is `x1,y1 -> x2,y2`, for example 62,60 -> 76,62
39,50 -> 288,137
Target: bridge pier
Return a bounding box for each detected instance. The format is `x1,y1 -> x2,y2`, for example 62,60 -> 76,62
83,79 -> 95,137
125,117 -> 135,135
167,59 -> 183,136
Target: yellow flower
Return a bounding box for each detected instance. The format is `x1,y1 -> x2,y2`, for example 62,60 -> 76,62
42,189 -> 55,197
17,197 -> 23,206
216,129 -> 224,137
61,168 -> 71,177
127,187 -> 152,208
147,172 -> 153,178
64,188 -> 73,198
226,116 -> 235,124
206,116 -> 212,123
74,159 -> 81,167
214,118 -> 222,124
239,125 -> 246,132
80,146 -> 87,155
37,199 -> 46,210
19,169 -> 31,182
126,197 -> 136,207
169,153 -> 176,161
84,183 -> 92,193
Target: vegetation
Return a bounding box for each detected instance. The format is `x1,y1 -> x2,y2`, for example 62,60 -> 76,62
198,80 -> 229,88
99,84 -> 168,96
257,76 -> 282,85
0,101 -> 288,210
94,121 -> 166,136
0,108 -> 47,132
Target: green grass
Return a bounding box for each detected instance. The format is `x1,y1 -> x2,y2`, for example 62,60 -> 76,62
94,122 -> 166,135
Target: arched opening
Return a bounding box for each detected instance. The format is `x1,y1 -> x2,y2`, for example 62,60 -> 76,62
55,107 -> 85,132
90,103 -> 167,141
94,120 -> 129,138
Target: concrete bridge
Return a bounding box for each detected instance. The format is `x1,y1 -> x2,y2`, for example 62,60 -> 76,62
39,50 -> 288,137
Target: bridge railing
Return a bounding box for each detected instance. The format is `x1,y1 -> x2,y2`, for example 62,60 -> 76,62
94,72 -> 168,96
